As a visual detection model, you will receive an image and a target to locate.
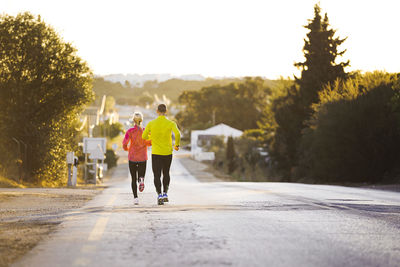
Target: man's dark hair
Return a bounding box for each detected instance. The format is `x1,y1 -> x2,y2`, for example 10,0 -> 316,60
157,104 -> 167,113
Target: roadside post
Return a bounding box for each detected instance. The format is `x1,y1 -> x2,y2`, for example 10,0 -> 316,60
72,156 -> 78,186
66,152 -> 74,186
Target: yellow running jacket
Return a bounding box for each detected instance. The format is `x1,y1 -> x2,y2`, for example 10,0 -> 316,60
142,115 -> 181,155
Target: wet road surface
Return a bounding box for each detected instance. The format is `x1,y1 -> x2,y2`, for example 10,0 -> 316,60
14,155 -> 400,267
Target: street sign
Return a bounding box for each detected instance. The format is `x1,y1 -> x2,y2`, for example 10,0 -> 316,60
83,137 -> 107,154
89,145 -> 105,160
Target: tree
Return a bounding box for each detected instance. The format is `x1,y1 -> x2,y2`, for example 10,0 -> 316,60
124,80 -> 131,88
138,93 -> 154,106
258,78 -> 294,148
226,136 -> 236,174
270,86 -> 305,175
295,4 -> 349,111
270,4 -> 349,176
93,120 -> 124,139
176,77 -> 271,132
0,13 -> 94,184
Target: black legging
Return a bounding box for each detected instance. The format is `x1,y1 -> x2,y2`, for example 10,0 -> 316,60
152,154 -> 172,194
129,161 -> 147,198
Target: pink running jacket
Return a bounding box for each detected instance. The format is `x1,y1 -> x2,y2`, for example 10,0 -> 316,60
122,126 -> 151,162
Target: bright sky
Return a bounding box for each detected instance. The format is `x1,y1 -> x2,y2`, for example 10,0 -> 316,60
2,0 -> 399,78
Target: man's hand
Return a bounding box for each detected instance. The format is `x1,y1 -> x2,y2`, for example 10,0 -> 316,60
174,145 -> 180,151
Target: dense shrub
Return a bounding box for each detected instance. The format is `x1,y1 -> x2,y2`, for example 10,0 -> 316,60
105,149 -> 119,169
208,131 -> 271,181
298,72 -> 400,183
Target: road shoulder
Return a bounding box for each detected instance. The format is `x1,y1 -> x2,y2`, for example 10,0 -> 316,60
0,187 -> 102,266
177,155 -> 233,182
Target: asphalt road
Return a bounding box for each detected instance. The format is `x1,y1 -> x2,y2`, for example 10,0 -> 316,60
14,154 -> 400,267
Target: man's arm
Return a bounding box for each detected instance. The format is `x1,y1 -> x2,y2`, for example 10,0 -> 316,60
142,122 -> 151,140
172,122 -> 181,147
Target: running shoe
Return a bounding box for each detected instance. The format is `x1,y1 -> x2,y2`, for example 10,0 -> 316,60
157,194 -> 164,205
134,197 -> 139,205
139,177 -> 145,192
162,193 -> 169,202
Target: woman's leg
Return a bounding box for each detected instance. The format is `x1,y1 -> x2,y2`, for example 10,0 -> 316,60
138,161 -> 147,191
137,161 -> 147,180
128,161 -> 138,198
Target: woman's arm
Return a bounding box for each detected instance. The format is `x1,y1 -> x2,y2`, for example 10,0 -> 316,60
122,130 -> 130,151
145,139 -> 152,146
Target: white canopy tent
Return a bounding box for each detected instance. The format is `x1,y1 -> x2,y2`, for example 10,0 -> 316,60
191,123 -> 243,158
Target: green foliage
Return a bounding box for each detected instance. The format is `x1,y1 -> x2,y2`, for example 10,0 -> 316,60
176,77 -> 272,132
268,84 -> 304,175
92,77 -> 130,105
295,4 -> 349,109
258,78 -> 294,143
268,4 -> 349,176
298,72 -> 400,183
105,149 -> 119,169
93,120 -> 124,139
0,13 -> 94,184
209,134 -> 271,181
138,93 -> 154,105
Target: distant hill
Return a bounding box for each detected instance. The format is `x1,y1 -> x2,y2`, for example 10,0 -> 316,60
92,76 -> 241,106
92,74 -> 278,107
100,73 -> 206,86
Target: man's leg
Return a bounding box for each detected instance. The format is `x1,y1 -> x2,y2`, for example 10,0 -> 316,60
161,154 -> 173,193
152,155 -> 162,194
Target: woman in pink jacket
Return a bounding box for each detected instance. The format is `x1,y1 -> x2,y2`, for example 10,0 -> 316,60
122,112 -> 151,205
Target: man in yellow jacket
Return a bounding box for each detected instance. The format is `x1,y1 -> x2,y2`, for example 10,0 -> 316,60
142,104 -> 181,205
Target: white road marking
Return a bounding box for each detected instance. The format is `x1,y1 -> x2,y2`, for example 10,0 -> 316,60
87,192 -> 118,241
80,245 -> 97,253
73,257 -> 91,266
106,194 -> 118,206
88,216 -> 110,241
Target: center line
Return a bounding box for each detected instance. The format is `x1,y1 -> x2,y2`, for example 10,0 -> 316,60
88,216 -> 110,241
87,190 -> 119,241
107,194 -> 118,206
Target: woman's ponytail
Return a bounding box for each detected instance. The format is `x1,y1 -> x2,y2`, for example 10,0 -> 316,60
132,111 -> 144,129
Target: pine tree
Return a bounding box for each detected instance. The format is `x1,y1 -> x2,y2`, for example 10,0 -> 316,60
295,4 -> 349,111
269,4 -> 349,177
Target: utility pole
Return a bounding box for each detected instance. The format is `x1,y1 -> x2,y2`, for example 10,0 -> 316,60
212,109 -> 216,125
